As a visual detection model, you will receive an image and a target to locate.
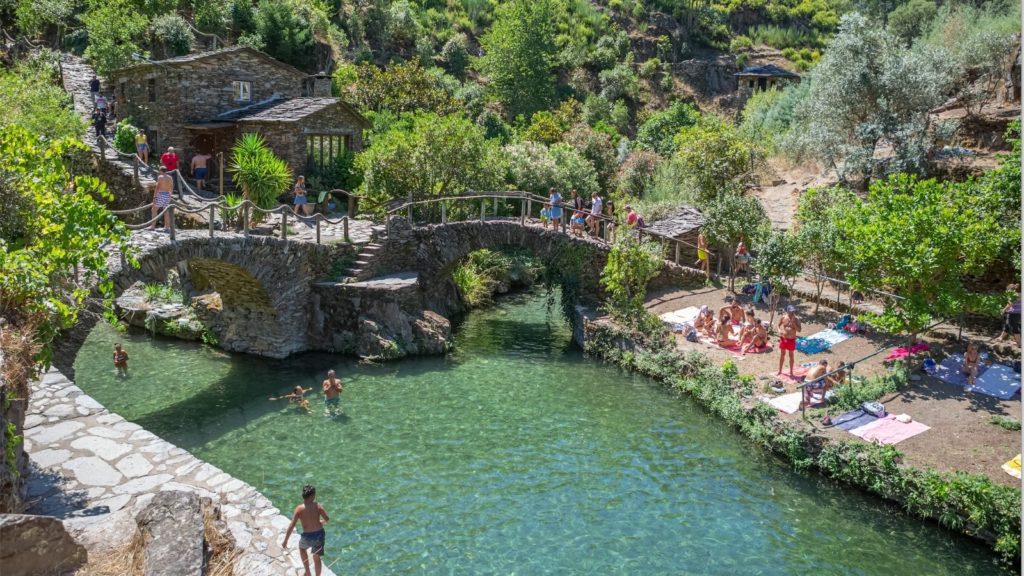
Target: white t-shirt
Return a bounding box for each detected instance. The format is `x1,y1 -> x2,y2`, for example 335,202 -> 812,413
591,196 -> 603,216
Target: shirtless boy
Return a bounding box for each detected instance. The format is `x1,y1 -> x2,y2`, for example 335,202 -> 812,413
777,305 -> 802,376
112,343 -> 129,376
800,359 -> 829,409
191,152 -> 212,191
270,386 -> 313,413
322,370 -> 344,416
284,484 -> 330,576
151,167 -> 174,230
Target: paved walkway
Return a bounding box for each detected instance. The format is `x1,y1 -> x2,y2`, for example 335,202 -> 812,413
24,368 -> 335,576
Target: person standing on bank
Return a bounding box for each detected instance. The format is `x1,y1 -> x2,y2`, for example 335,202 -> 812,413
777,305 -> 802,377
160,146 -> 180,196
293,175 -> 308,216
135,129 -> 149,164
696,233 -> 711,280
191,151 -> 212,191
151,167 -> 174,231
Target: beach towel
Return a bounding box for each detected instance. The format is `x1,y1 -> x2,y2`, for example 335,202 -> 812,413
926,354 -> 985,387
764,392 -> 804,414
967,363 -> 1022,400
885,342 -> 931,361
771,366 -> 809,385
1002,455 -> 1021,479
659,306 -> 701,326
832,409 -> 879,432
849,415 -> 929,445
795,328 -> 851,354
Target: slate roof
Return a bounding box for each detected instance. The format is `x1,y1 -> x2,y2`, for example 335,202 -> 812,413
644,206 -> 705,238
227,97 -> 371,128
734,64 -> 800,78
110,46 -> 306,78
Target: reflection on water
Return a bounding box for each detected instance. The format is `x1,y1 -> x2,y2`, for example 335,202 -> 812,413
74,292 -> 1009,575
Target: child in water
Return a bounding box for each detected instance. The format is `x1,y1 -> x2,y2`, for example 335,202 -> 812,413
270,386 -> 313,413
112,343 -> 129,377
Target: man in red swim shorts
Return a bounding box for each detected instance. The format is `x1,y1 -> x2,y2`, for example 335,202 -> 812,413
777,304 -> 802,377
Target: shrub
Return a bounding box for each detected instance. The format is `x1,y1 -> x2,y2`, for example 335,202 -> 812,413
729,35 -> 752,52
112,121 -> 139,155
638,57 -> 661,78
598,60 -> 639,102
634,101 -> 700,157
229,133 -> 292,220
149,13 -> 195,58
440,33 -> 470,78
614,150 -> 662,197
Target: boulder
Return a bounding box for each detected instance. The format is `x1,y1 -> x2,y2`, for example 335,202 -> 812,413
135,490 -> 206,576
0,514 -> 87,576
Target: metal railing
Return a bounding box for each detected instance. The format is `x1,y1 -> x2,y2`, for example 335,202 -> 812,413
384,191 -> 717,269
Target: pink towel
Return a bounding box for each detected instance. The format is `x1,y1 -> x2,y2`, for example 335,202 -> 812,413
885,343 -> 930,360
850,415 -> 930,445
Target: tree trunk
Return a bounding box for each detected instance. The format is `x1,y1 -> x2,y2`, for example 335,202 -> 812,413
814,276 -> 825,314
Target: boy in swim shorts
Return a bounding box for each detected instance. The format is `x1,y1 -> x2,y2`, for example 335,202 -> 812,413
777,305 -> 802,377
322,369 -> 344,417
284,484 -> 330,576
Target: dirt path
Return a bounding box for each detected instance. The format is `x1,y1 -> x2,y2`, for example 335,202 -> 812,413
645,283 -> 1021,487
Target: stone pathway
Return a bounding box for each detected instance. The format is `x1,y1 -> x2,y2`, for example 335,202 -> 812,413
24,368 -> 336,576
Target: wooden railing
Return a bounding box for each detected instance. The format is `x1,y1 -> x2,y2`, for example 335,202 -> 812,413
384,191 -> 717,268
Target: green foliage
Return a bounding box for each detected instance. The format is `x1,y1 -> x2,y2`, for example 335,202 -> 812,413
828,369 -> 908,411
452,248 -> 544,309
784,14 -> 955,184
440,33 -> 470,78
565,123 -> 617,193
738,80 -> 809,152
614,149 -> 662,197
149,13 -> 195,58
549,143 -> 600,197
729,35 -> 752,52
253,0 -> 315,70
309,149 -> 361,192
699,191 -> 769,277
600,235 -> 663,326
357,111 -> 501,209
0,53 -> 83,141
14,0 -> 76,38
837,174 -> 1010,337
341,59 -> 457,115
0,125 -> 131,364
887,0 -> 937,45
229,133 -> 293,213
748,24 -> 823,50
81,0 -> 148,75
200,327 -> 220,347
476,0 -> 558,119
112,120 -> 140,155
142,281 -> 182,304
989,415 -> 1021,432
674,115 -> 759,202
793,186 -> 856,307
598,59 -> 639,102
634,101 -> 700,157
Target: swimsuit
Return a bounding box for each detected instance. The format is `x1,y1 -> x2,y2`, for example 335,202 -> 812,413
294,185 -> 307,205
299,528 -> 326,556
779,337 -> 796,351
325,397 -> 340,407
194,167 -> 207,179
154,191 -> 172,208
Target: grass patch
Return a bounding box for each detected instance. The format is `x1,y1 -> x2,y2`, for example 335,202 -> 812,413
142,281 -> 182,304
452,248 -> 544,310
990,415 -> 1021,431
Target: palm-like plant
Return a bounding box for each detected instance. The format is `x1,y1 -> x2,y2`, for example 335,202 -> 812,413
229,133 -> 292,225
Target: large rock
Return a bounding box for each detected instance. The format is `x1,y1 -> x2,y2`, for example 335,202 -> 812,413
0,514 -> 87,576
135,490 -> 206,576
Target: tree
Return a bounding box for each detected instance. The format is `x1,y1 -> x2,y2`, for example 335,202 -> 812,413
738,80 -> 810,152
356,111 -> 502,209
550,143 -> 600,197
229,133 -> 292,224
699,191 -> 769,290
341,59 -> 457,115
837,174 -> 1010,349
887,0 -> 938,45
149,13 -> 196,58
255,0 -> 315,70
565,123 -> 617,194
784,14 -> 955,185
793,186 -> 856,312
674,116 -> 759,202
81,0 -> 148,75
614,150 -> 662,197
757,230 -> 802,329
440,33 -> 470,79
601,235 -> 664,328
635,101 -> 700,157
475,0 -> 558,120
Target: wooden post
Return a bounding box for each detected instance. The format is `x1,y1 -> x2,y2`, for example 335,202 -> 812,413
168,205 -> 176,242
520,197 -> 525,226
480,201 -> 485,223
527,198 -> 532,221
493,196 -> 498,217
441,201 -> 447,224
133,155 -> 140,185
217,152 -> 224,197
347,194 -> 355,218
316,217 -> 321,244
208,205 -> 215,238
343,217 -> 349,242
282,210 -> 288,241
674,242 -> 680,264
243,204 -> 249,237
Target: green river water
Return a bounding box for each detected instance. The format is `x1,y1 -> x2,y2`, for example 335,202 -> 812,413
73,293 -> 1008,575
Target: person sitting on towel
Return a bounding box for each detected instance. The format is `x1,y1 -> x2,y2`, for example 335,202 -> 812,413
694,305 -> 715,337
740,318 -> 769,356
736,309 -> 757,348
716,313 -> 738,347
800,360 -> 830,409
961,341 -> 982,386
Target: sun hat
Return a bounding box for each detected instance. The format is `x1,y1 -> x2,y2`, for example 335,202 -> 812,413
786,305 -> 796,313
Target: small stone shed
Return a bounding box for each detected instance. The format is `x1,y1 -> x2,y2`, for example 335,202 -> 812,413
735,64 -> 800,94
107,46 -> 369,175
644,207 -> 706,262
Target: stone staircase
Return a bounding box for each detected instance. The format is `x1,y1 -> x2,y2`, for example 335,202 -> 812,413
339,242 -> 384,282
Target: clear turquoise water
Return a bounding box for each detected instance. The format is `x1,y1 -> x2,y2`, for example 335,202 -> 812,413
74,293 -> 1008,575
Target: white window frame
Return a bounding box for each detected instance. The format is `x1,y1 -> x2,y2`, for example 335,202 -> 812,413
232,81 -> 252,103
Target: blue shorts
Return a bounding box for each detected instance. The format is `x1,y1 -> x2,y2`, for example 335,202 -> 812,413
194,167 -> 207,179
572,216 -> 585,225
549,208 -> 562,219
325,397 -> 340,407
299,529 -> 325,556
294,196 -> 307,205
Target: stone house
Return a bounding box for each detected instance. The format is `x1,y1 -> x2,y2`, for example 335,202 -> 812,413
643,206 -> 705,262
734,64 -> 800,96
107,46 -> 369,178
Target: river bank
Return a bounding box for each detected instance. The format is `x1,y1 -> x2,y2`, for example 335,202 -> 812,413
574,310 -> 1021,565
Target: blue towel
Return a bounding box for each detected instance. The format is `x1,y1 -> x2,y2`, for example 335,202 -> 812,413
833,409 -> 878,432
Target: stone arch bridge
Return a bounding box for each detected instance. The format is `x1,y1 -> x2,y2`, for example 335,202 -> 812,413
96,219 -> 702,360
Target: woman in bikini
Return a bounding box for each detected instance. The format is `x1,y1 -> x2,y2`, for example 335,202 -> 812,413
740,319 -> 769,355
716,313 -> 738,347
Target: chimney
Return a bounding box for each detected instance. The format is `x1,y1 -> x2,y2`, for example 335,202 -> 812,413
309,72 -> 332,97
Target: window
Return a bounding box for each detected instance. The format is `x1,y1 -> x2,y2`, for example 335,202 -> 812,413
147,78 -> 156,103
232,81 -> 252,102
306,135 -> 350,170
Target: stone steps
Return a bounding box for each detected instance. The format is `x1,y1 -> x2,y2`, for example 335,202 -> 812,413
338,243 -> 383,283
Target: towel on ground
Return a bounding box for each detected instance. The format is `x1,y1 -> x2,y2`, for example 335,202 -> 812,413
967,363 -> 1022,400
926,354 -> 985,387
771,366 -> 809,385
832,409 -> 879,432
1003,455 -> 1021,479
795,328 -> 851,354
763,392 -> 804,414
849,414 -> 930,445
885,342 -> 931,360
659,306 -> 701,326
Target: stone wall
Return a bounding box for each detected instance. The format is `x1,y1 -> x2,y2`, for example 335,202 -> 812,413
238,102 -> 365,177
108,48 -> 306,153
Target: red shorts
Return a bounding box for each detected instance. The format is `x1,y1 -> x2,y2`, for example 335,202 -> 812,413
779,337 -> 796,351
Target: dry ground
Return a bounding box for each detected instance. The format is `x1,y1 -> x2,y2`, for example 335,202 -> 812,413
645,282 -> 1022,487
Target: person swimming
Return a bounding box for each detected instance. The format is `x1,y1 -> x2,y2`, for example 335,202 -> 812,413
270,386 -> 313,413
